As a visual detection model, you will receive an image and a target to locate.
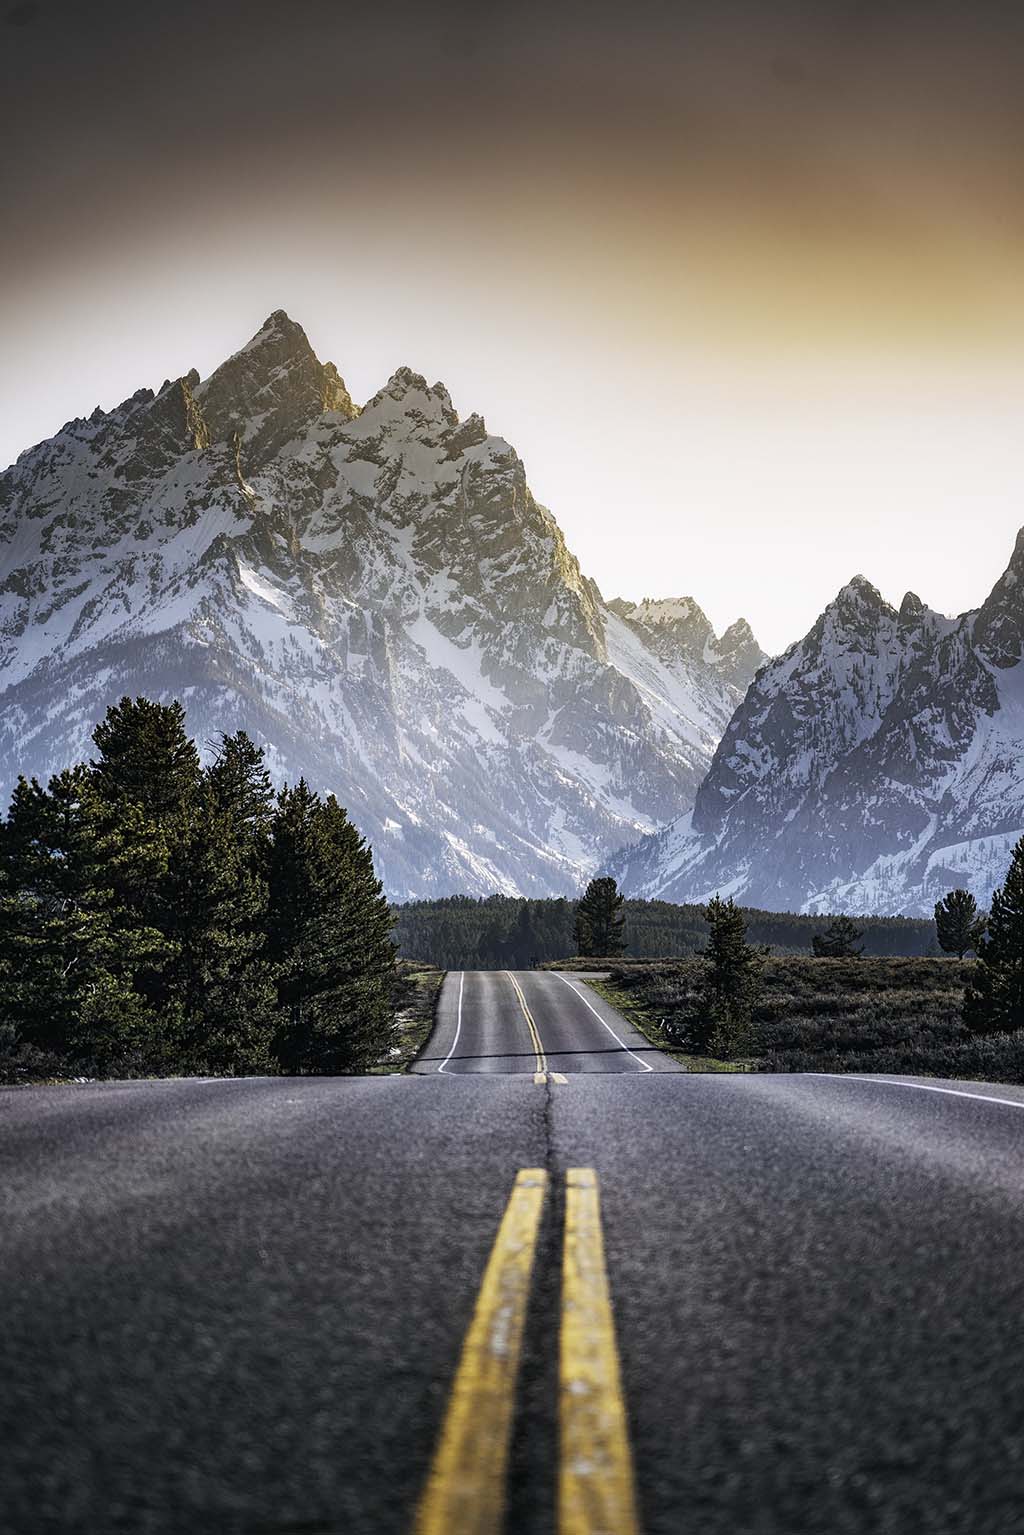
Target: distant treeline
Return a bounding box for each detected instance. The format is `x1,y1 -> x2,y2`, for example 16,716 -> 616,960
0,697 -> 397,1083
392,894 -> 937,968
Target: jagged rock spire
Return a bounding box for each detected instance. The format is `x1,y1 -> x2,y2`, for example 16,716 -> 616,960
193,310 -> 357,467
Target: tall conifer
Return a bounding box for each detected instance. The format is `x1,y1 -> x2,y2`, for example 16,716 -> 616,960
964,838 -> 1024,1034
268,782 -> 395,1073
934,888 -> 987,958
574,877 -> 626,956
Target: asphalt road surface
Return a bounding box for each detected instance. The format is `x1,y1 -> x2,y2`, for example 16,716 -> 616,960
410,968 -> 680,1074
5,970 -> 1024,1534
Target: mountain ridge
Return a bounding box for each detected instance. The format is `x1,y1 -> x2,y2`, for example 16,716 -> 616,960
0,310 -> 765,900
609,532 -> 1024,916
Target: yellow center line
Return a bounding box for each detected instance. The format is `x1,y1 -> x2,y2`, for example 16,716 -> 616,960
559,1168 -> 641,1535
413,1168 -> 549,1535
505,969 -> 547,1075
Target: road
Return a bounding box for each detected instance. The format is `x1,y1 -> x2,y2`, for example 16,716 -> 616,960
5,970 -> 1024,1534
410,968 -> 679,1075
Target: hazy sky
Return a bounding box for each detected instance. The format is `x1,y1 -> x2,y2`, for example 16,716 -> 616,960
3,0 -> 1024,652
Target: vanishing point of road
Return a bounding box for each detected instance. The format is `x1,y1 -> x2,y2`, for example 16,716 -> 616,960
5,969 -> 1024,1534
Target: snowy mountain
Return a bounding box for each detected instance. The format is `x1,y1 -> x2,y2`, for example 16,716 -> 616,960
0,311 -> 763,899
610,532 -> 1024,917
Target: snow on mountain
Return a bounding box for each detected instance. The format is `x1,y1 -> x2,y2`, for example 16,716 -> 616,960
0,310 -> 762,899
609,533 -> 1024,917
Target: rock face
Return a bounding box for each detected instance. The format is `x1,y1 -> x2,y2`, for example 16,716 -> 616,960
0,311 -> 762,899
610,533 -> 1024,916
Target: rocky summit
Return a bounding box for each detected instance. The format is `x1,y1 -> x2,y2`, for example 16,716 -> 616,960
0,311 -> 763,899
610,531 -> 1024,916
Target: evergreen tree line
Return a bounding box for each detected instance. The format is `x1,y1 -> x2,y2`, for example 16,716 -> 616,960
393,893 -> 938,969
0,698 -> 396,1081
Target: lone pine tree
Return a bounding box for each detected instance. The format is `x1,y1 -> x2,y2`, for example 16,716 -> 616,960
574,876 -> 626,957
964,837 -> 1024,1035
934,888 -> 987,958
812,914 -> 865,958
697,895 -> 764,1056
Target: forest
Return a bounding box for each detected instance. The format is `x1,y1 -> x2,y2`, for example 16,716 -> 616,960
393,893 -> 938,969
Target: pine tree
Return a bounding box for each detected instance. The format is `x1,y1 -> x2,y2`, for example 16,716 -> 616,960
812,914 -> 865,958
963,838 -> 1024,1034
0,768 -> 170,1069
267,782 -> 396,1073
574,877 -> 626,957
661,896 -> 767,1058
476,913 -> 512,968
514,900 -> 538,967
703,896 -> 754,986
934,888 -> 987,959
89,696 -> 201,946
91,697 -> 201,823
207,732 -> 275,842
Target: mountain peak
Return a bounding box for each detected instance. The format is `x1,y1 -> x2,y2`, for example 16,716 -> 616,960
630,596 -> 709,631
240,309 -> 310,355
838,573 -> 882,601
362,367 -> 458,427
721,616 -> 755,641
194,311 -> 357,461
826,574 -> 893,631
975,524 -> 1024,667
708,616 -> 768,689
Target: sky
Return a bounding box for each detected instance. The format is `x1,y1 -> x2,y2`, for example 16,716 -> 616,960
3,0 -> 1024,653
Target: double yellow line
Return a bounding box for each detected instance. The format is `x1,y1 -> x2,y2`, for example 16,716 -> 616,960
505,970 -> 568,1084
413,1167 -> 640,1535
505,969 -> 547,1078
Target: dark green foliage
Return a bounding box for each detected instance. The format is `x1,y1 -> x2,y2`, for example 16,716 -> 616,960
393,895 -> 936,968
0,768 -> 173,1070
963,838 -> 1024,1036
164,732 -> 279,1073
696,896 -> 765,1056
0,704 -> 398,1081
92,696 -> 202,825
613,898 -> 767,1060
934,888 -> 987,959
268,782 -> 396,1074
574,876 -> 626,957
395,895 -> 576,969
812,914 -> 865,958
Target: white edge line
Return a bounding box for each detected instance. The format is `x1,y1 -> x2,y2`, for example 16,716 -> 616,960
554,974 -> 653,1072
807,1072 -> 1024,1111
437,971 -> 465,1075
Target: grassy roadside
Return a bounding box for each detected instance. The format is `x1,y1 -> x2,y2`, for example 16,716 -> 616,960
390,962 -> 446,1073
584,976 -> 753,1073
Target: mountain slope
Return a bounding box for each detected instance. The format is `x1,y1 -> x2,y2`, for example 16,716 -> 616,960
0,311 -> 763,899
610,533 -> 1024,916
